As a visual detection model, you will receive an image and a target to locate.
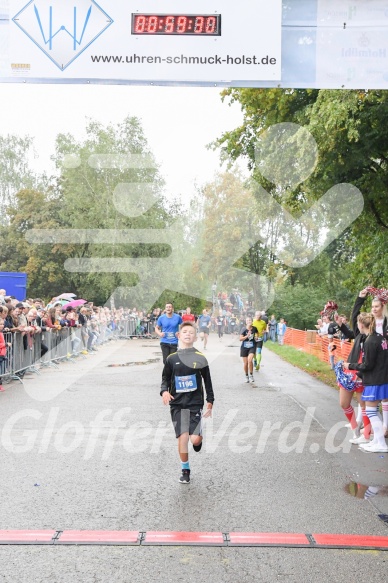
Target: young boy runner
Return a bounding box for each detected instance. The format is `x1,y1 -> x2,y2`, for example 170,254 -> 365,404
160,321 -> 214,484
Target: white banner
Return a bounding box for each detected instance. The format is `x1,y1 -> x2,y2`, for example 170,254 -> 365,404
316,27 -> 388,88
8,0 -> 282,82
317,0 -> 388,26
2,0 -> 388,87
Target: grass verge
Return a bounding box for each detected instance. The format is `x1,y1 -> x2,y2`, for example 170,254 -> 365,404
264,341 -> 338,390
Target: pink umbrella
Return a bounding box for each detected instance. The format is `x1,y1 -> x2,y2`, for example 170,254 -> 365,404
62,299 -> 87,309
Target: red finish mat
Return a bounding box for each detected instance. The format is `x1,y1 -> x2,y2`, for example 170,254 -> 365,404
312,533 -> 388,549
56,530 -> 140,545
143,531 -> 225,546
228,532 -> 310,546
0,530 -> 56,544
0,530 -> 388,549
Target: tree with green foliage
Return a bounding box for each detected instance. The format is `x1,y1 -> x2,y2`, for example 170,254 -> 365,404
195,171 -> 283,300
212,88 -> 388,297
305,90 -> 388,288
269,283 -> 326,330
0,116 -> 183,305
51,116 -> 177,305
0,135 -> 37,210
0,188 -> 70,299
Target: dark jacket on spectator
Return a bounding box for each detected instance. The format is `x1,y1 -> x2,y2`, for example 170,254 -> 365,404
348,333 -> 388,386
339,295 -> 369,364
3,314 -> 15,332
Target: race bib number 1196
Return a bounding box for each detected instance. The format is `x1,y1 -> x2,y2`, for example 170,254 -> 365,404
175,374 -> 197,393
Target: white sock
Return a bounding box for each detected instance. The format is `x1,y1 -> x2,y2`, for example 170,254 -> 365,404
382,402 -> 388,428
366,406 -> 386,448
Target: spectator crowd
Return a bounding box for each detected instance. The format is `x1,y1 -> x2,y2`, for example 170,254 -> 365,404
0,290 -> 166,389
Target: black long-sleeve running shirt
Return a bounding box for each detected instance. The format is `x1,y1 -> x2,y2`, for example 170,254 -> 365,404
160,346 -> 214,408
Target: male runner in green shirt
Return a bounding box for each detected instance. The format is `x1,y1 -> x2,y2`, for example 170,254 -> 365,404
252,311 -> 267,371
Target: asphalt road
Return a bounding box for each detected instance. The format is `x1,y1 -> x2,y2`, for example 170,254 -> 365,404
1,334 -> 388,582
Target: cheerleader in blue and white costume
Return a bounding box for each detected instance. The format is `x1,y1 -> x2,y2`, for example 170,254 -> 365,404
344,312 -> 388,453
368,287 -> 388,435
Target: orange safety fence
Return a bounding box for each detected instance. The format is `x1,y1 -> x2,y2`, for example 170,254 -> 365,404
283,328 -> 353,366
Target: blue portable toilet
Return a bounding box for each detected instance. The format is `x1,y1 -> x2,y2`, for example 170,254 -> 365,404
0,272 -> 28,301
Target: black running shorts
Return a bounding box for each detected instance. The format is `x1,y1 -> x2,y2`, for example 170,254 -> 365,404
170,407 -> 203,438
240,346 -> 256,357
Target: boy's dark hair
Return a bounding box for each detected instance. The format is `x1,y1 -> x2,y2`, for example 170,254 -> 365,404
179,321 -> 197,332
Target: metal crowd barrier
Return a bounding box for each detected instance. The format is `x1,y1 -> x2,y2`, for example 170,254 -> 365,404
117,318 -> 156,339
40,327 -> 76,368
1,330 -> 43,382
0,323 -> 123,384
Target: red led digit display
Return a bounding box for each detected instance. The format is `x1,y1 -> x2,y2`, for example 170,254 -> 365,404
131,14 -> 221,36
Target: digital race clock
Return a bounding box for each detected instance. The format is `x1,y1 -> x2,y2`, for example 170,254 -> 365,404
131,14 -> 221,36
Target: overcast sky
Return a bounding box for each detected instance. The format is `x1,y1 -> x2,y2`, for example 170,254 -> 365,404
0,84 -> 244,205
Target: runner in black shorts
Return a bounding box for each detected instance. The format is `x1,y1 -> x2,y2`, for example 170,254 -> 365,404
240,316 -> 258,384
161,321 -> 214,484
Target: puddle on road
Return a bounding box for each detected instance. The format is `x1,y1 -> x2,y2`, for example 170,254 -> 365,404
345,482 -> 388,500
108,358 -> 160,367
